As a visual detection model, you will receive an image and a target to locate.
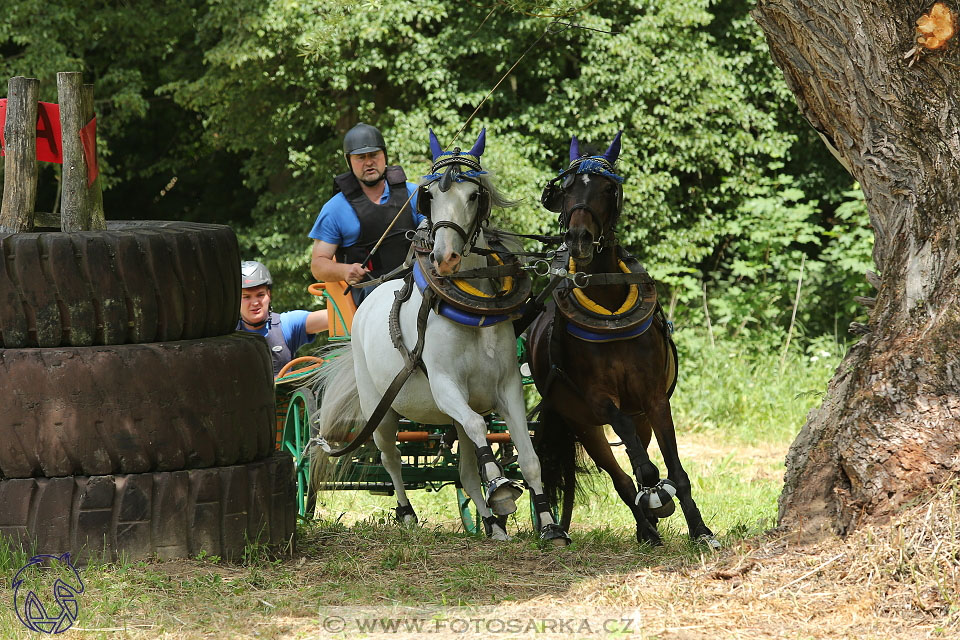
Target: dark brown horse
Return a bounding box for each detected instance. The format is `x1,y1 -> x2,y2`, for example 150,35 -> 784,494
528,132 -> 718,547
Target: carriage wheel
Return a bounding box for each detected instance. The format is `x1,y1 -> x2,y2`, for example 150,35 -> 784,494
457,487 -> 546,535
530,491 -> 563,532
281,389 -> 318,519
456,486 -> 481,534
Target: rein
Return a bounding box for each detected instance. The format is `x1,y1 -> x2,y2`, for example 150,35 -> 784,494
316,274 -> 435,458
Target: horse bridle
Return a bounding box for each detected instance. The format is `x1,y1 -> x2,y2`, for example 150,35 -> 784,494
418,152 -> 491,257
541,156 -> 623,251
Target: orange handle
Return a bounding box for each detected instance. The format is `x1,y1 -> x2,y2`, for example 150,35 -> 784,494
308,282 -> 327,297
275,355 -> 325,381
397,431 -> 431,442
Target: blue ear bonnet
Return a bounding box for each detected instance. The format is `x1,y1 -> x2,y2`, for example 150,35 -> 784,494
422,151 -> 488,186
569,157 -> 625,183
564,130 -> 624,182
423,166 -> 488,184
424,127 -> 488,185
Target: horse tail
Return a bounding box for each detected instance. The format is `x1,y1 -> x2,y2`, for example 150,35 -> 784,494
308,344 -> 364,494
535,406 -> 586,530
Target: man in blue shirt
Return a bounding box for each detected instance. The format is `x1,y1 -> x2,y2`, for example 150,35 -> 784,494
237,261 -> 328,377
309,123 -> 425,306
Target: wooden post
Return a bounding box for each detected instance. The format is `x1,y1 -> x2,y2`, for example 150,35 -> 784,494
81,83 -> 105,230
58,71 -> 92,232
0,76 -> 40,232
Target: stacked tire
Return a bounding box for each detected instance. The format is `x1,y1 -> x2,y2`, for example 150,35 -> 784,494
0,221 -> 296,562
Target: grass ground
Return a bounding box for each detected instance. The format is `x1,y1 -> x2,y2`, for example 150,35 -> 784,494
2,335 -> 954,638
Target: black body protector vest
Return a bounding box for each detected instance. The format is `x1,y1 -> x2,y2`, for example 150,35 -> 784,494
238,311 -> 290,377
333,166 -> 415,305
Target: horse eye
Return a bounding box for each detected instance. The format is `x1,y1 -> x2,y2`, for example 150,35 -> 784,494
469,193 -> 478,201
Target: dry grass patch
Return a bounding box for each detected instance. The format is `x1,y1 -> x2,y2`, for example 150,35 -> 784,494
37,484 -> 959,640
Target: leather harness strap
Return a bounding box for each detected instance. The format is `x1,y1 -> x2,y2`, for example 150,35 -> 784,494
578,271 -> 655,286
319,275 -> 435,458
542,304 -> 585,397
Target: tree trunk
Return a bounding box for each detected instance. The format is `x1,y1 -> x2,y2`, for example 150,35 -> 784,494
0,76 -> 39,232
751,0 -> 960,537
59,71 -> 102,231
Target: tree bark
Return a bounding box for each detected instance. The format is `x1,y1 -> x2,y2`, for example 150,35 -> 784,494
81,83 -> 106,230
58,71 -> 95,232
752,0 -> 960,537
0,76 -> 39,232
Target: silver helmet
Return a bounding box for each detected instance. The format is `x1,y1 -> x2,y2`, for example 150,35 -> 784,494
240,260 -> 272,289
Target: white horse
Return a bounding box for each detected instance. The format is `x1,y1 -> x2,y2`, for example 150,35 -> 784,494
313,129 -> 569,544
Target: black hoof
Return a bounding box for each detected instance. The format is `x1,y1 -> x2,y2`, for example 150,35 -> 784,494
482,515 -> 509,538
635,524 -> 662,546
539,523 -> 572,547
394,502 -> 418,525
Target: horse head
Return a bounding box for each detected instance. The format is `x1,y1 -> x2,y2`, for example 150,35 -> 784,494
421,129 -> 490,276
542,131 -> 624,266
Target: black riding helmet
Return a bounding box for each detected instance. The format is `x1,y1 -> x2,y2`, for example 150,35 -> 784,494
343,123 -> 387,163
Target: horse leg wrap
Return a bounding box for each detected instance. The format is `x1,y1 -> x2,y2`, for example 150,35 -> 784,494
394,502 -> 418,524
475,445 -> 521,515
531,492 -> 552,522
635,479 -> 677,518
475,445 -> 502,482
531,493 -> 572,546
482,515 -> 504,538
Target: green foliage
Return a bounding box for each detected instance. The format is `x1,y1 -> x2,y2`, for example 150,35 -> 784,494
672,329 -> 842,443
0,0 -> 256,223
0,0 -> 873,339
684,179 -> 873,341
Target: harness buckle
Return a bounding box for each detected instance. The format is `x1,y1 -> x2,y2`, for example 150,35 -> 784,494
572,272 -> 590,288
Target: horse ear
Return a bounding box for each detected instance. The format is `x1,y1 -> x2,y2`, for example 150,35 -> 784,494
569,135 -> 581,163
467,128 -> 486,158
429,129 -> 444,162
603,130 -> 622,164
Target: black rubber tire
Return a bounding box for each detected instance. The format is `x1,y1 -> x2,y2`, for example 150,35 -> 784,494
0,452 -> 296,563
0,332 -> 276,478
0,221 -> 240,348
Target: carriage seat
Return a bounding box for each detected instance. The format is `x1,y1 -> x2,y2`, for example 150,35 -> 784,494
317,278 -> 356,338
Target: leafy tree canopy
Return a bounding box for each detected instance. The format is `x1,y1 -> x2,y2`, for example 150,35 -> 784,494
0,0 -> 870,344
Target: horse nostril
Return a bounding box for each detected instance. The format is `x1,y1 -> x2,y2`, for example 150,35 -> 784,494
431,251 -> 438,263
564,229 -> 592,248
449,252 -> 459,262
